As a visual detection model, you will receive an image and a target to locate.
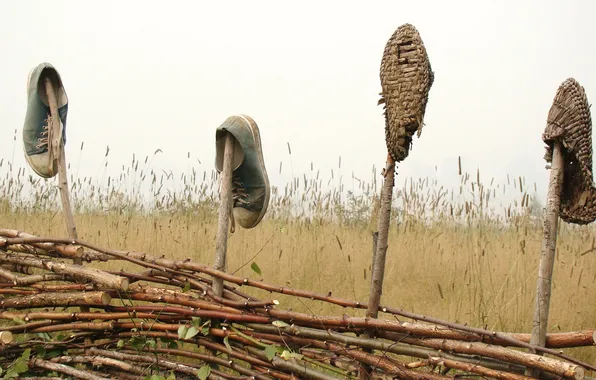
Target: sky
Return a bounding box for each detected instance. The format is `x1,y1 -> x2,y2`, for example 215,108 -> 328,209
0,0 -> 595,206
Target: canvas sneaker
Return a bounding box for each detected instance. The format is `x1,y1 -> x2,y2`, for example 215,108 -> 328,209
22,62 -> 68,178
215,115 -> 270,229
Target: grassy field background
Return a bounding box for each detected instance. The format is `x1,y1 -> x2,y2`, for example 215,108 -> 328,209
0,154 -> 594,362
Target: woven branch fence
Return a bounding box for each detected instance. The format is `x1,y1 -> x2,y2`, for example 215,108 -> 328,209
0,229 -> 592,380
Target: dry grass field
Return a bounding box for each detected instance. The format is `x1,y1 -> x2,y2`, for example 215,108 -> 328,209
0,153 -> 594,363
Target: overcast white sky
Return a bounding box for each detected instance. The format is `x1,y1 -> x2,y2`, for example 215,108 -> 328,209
1,0 -> 595,204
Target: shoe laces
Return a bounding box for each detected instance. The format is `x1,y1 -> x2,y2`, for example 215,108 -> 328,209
228,174 -> 250,234
232,175 -> 250,206
35,117 -> 51,150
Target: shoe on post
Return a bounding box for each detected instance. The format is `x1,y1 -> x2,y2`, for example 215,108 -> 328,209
22,62 -> 68,178
215,115 -> 270,229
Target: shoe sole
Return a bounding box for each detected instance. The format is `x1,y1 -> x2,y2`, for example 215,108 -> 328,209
236,114 -> 270,228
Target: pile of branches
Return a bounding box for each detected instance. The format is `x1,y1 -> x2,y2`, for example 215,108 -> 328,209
0,229 -> 592,380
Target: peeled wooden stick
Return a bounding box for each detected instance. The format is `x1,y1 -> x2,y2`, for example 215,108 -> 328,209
51,355 -> 147,376
0,291 -> 111,309
0,253 -> 128,291
0,331 -> 12,345
528,141 -> 565,377
30,358 -> 110,380
366,156 -> 395,321
44,78 -> 78,246
0,229 -> 83,257
213,132 -> 235,297
44,77 -> 91,348
427,357 -> 534,380
88,348 -> 268,379
1,233 -> 592,371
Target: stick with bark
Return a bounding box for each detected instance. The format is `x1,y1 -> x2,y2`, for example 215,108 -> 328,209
528,77 -> 596,377
213,132 -> 235,298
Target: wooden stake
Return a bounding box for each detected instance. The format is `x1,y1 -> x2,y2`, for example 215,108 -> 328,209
527,141 -> 564,378
44,78 -> 79,245
359,156 -> 395,379
44,76 -> 90,346
213,132 -> 235,297
366,155 -> 395,320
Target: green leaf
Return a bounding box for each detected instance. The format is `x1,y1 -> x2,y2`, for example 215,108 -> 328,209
12,360 -> 28,374
36,332 -> 52,341
272,320 -> 290,328
178,325 -> 188,340
166,371 -> 176,380
264,345 -> 278,361
181,281 -> 191,293
196,365 -> 211,380
34,345 -> 46,358
168,340 -> 178,349
223,336 -> 231,352
250,262 -> 262,275
191,317 -> 202,327
200,320 -> 211,336
117,340 -> 125,348
21,348 -> 31,361
129,336 -> 146,350
146,339 -> 157,349
45,349 -> 62,359
290,352 -> 303,360
185,326 -> 199,340
280,350 -> 292,360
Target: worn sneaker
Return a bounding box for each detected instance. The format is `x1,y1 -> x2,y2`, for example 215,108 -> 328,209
215,115 -> 270,229
22,62 -> 68,178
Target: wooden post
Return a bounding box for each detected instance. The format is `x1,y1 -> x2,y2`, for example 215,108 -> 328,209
370,231 -> 379,280
526,141 -> 564,378
366,156 -> 395,321
213,132 -> 235,297
359,230 -> 380,379
44,76 -> 90,346
44,78 -> 79,246
359,156 -> 395,379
